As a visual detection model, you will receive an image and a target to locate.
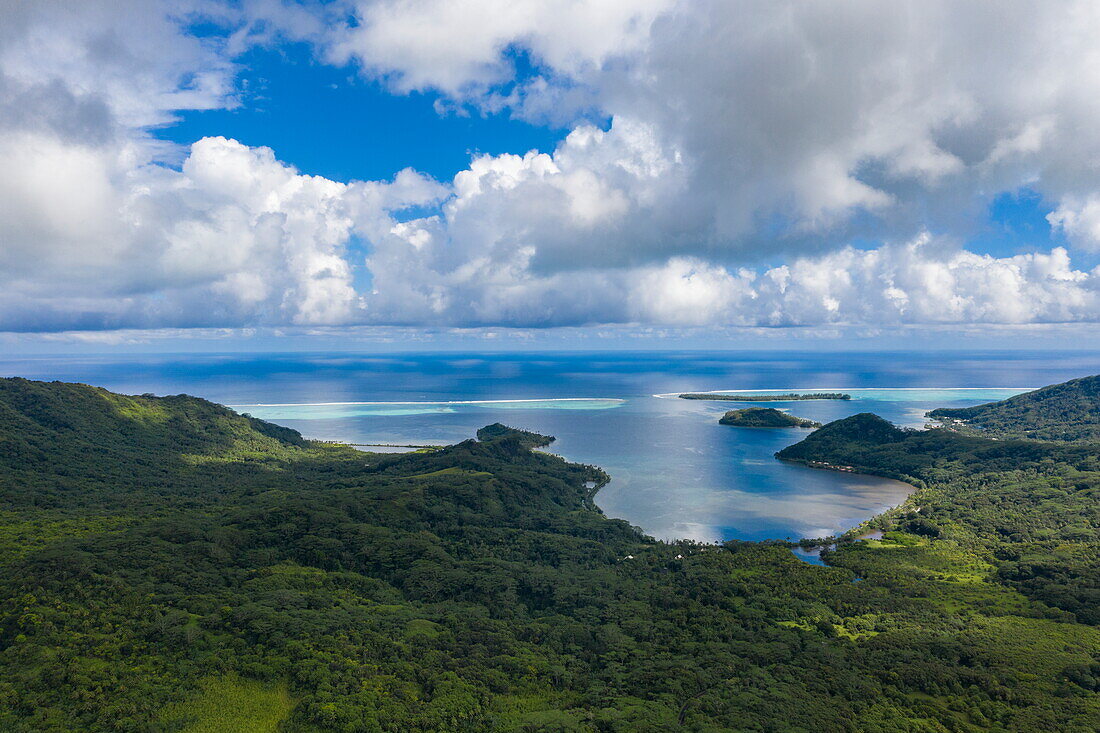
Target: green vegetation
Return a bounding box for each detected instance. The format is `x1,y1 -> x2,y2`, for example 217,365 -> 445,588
928,375 -> 1100,440
679,392 -> 851,401
718,407 -> 820,428
476,422 -> 554,447
778,412 -> 1100,625
160,674 -> 294,732
0,376 -> 1098,731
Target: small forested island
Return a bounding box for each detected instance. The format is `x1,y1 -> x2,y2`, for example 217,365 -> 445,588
1,376 -> 1099,731
719,406 -> 821,428
679,391 -> 851,401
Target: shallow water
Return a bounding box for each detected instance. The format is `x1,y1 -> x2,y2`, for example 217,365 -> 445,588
790,546 -> 830,566
4,350 -> 1093,543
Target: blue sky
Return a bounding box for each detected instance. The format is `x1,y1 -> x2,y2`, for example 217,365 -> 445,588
154,42 -> 1090,275
159,41 -> 1078,259
977,190 -> 1074,258
157,43 -> 567,184
4,1 -> 1100,352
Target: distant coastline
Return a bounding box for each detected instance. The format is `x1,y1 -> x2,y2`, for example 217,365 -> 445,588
679,392 -> 851,402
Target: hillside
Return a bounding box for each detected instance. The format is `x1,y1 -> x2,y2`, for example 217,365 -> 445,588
1,378 -> 1099,731
928,374 -> 1100,441
476,422 -> 554,447
718,407 -> 820,428
778,411 -> 1100,625
0,377 -> 310,512
776,413 -> 911,472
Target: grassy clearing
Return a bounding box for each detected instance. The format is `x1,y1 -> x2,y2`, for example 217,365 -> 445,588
409,467 -> 494,479
160,674 -> 293,733
833,536 -> 1040,616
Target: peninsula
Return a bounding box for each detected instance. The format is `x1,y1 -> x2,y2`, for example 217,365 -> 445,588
679,392 -> 851,401
719,407 -> 821,428
927,374 -> 1100,441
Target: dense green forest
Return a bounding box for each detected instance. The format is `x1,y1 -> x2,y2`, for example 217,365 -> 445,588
777,412 -> 1100,626
928,375 -> 1100,440
718,408 -> 820,428
476,423 -> 555,448
1,377 -> 1099,731
679,393 -> 850,401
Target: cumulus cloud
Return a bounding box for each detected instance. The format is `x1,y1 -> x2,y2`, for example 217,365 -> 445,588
0,0 -> 445,332
317,0 -> 1100,252
5,0 -> 1100,335
1048,196 -> 1100,251
324,0 -> 673,95
365,226 -> 1100,328
0,134 -> 446,331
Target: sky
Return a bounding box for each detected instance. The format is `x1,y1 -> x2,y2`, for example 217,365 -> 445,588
4,0 -> 1100,352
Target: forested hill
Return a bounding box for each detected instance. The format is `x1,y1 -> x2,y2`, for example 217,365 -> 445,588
0,376 -> 305,457
0,376 -> 307,511
777,410 -> 1100,625
476,422 -> 554,447
2,379 -> 1100,731
718,407 -> 820,428
927,374 -> 1100,440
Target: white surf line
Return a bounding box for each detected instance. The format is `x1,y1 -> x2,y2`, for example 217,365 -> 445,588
652,387 -> 1036,398
231,397 -> 627,408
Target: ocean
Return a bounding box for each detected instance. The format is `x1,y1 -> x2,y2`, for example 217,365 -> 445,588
4,350 -> 1096,543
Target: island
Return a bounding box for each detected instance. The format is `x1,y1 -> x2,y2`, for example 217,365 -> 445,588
719,406 -> 821,428
2,375 -> 1099,732
679,391 -> 851,401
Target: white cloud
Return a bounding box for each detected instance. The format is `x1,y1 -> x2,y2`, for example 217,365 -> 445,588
325,0 -> 673,95
1048,196 -> 1100,251
0,0 -> 446,332
315,0 -> 1100,250
362,227 -> 1100,328
0,0 -> 445,331
0,0 -> 236,131
734,237 -> 1098,327
5,0 -> 1100,336
0,134 -> 445,331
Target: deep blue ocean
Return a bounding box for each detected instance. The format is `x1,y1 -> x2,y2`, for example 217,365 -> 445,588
4,350 -> 1097,543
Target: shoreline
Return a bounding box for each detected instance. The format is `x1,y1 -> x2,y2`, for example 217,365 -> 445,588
280,389 -> 937,547
785,457 -> 928,566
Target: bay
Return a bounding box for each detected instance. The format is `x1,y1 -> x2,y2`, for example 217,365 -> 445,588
3,350 -> 1095,543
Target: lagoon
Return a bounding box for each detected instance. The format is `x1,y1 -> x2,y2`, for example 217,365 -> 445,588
3,350 -> 1092,543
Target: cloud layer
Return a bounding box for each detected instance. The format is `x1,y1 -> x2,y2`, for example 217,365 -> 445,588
5,0 -> 1100,334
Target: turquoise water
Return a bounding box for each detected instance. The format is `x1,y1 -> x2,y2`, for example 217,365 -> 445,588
665,388 -> 1030,403
3,351 -> 1094,542
235,398 -> 625,420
